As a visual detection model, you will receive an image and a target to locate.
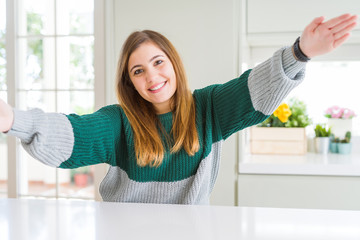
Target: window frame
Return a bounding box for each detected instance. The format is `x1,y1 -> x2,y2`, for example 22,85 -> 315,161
249,44 -> 360,136
5,0 -> 107,200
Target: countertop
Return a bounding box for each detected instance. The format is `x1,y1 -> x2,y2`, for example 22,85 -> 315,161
239,152 -> 360,176
1,198 -> 360,240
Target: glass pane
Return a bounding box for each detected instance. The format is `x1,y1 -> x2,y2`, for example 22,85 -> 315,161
18,91 -> 56,112
287,62 -> 360,136
18,38 -> 56,90
18,0 -> 55,36
56,0 -> 94,35
0,40 -> 5,91
57,91 -> 94,114
57,91 -> 94,198
57,91 -> 95,199
0,91 -> 7,101
18,147 -> 56,197
0,0 -> 5,35
0,0 -> 5,93
0,134 -> 7,198
58,166 -> 95,199
0,94 -> 7,197
0,91 -> 8,196
57,37 -> 94,90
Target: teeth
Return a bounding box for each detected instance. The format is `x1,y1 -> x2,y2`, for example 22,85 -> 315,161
150,82 -> 165,91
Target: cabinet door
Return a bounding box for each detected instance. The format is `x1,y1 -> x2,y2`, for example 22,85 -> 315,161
248,0 -> 360,34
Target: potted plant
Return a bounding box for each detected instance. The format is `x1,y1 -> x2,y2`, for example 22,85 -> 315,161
71,166 -> 91,187
251,98 -> 312,155
314,124 -> 332,154
325,106 -> 356,139
338,131 -> 352,154
329,133 -> 340,153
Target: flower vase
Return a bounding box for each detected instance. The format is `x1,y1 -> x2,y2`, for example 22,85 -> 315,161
329,142 -> 338,153
315,137 -> 330,154
338,143 -> 352,154
327,119 -> 352,139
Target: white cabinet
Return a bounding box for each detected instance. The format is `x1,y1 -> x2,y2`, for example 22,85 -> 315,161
248,0 -> 360,34
238,152 -> 360,210
247,0 -> 360,47
238,174 -> 360,210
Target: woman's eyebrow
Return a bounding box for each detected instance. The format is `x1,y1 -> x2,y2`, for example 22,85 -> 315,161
130,64 -> 141,73
130,55 -> 164,73
149,54 -> 164,62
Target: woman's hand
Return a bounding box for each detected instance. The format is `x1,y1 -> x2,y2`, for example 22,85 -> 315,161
0,98 -> 14,133
299,13 -> 358,58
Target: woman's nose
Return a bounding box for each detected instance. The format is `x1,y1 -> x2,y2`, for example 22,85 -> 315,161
146,68 -> 157,82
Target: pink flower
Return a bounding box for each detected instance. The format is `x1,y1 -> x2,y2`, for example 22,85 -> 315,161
342,108 -> 356,119
325,106 -> 356,119
325,106 -> 339,115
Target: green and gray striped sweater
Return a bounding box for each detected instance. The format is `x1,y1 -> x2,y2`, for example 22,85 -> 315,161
7,47 -> 306,204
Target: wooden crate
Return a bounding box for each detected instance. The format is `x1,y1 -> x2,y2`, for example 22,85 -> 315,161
250,127 -> 307,155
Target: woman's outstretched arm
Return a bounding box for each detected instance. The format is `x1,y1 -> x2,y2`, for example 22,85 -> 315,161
1,99 -> 122,169
205,13 -> 357,140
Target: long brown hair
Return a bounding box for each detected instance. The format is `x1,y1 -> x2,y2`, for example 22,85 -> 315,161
116,30 -> 199,167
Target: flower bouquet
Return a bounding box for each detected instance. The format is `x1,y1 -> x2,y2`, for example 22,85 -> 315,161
258,98 -> 312,128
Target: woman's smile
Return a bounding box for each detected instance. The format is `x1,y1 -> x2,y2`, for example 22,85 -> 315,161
149,81 -> 167,92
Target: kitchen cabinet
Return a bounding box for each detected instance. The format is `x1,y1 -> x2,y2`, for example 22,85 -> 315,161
238,152 -> 360,210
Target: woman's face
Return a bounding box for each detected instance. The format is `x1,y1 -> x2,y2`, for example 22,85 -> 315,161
128,42 -> 177,114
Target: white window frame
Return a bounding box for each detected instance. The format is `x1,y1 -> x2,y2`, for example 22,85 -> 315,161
6,0 -> 107,201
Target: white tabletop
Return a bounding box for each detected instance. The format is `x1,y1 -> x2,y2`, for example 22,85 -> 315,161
240,153 -> 360,176
1,198 -> 360,240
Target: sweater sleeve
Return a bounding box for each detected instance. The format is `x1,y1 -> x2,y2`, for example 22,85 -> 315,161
213,46 -> 306,140
6,105 -> 120,169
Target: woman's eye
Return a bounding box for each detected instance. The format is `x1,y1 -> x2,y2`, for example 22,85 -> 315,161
155,60 -> 163,65
134,69 -> 143,75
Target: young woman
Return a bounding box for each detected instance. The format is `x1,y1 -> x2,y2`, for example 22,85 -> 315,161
0,14 -> 357,204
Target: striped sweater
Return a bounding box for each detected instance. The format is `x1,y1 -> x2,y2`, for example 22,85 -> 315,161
7,46 -> 306,204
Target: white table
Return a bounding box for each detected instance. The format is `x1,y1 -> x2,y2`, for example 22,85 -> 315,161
1,198 -> 360,240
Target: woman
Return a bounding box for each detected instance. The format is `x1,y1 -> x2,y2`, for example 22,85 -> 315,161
0,14 -> 357,204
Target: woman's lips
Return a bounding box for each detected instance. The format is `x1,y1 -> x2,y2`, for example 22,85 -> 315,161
149,81 -> 166,92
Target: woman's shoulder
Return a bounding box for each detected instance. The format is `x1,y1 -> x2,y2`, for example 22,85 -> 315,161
192,69 -> 253,100
77,104 -> 128,125
98,104 -> 125,116
192,84 -> 219,103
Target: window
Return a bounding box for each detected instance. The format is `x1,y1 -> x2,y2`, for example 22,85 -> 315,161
287,61 -> 360,136
8,0 -> 96,199
0,0 -> 7,198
